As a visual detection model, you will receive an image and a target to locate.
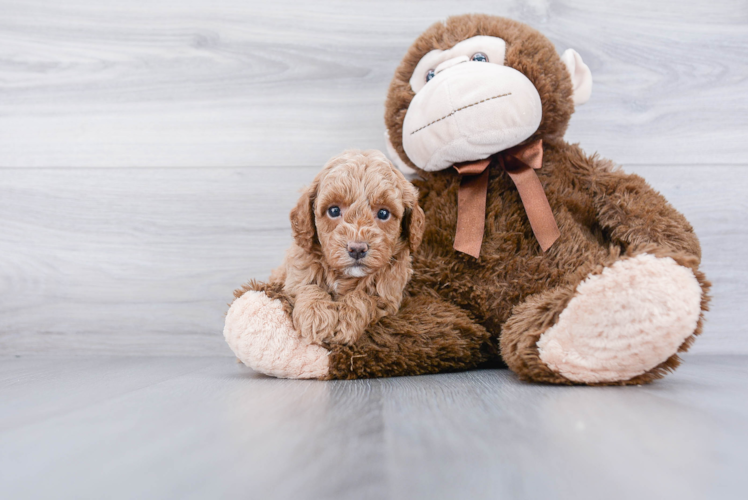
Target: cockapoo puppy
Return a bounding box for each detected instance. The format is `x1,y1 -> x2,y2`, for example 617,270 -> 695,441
269,149 -> 425,345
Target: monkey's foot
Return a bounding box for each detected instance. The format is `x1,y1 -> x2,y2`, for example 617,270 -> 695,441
224,291 -> 330,379
537,254 -> 703,383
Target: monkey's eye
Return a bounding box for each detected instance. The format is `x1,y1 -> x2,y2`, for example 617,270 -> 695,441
327,206 -> 341,218
377,209 -> 390,221
425,69 -> 435,82
471,52 -> 488,63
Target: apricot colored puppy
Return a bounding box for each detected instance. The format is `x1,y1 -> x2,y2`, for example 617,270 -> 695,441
270,149 -> 425,345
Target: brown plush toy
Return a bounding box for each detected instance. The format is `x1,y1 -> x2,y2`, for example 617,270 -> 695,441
224,14 -> 710,385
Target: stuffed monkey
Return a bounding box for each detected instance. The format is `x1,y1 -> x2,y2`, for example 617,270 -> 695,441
224,14 -> 710,385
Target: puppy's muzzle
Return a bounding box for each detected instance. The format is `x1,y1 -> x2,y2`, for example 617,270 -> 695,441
347,242 -> 368,260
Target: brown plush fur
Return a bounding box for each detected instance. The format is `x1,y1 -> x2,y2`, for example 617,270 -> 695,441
321,14 -> 709,384
268,149 -> 425,346
246,15 -> 710,384
326,291 -> 500,379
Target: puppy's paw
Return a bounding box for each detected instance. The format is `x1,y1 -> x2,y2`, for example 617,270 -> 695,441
330,293 -> 377,345
328,322 -> 363,345
293,300 -> 339,344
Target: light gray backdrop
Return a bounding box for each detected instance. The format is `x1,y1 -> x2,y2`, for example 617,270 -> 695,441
1,0 -> 746,356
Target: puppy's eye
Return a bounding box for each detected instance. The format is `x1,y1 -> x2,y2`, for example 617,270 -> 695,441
425,69 -> 435,82
377,209 -> 390,221
471,52 -> 488,63
327,206 -> 341,218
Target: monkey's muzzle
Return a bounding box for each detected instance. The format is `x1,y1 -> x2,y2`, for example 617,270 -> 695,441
402,62 -> 543,172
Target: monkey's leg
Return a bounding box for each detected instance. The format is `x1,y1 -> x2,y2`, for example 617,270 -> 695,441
325,293 -> 494,379
500,250 -> 709,385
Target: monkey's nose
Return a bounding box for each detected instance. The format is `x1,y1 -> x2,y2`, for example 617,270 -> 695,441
347,242 -> 369,260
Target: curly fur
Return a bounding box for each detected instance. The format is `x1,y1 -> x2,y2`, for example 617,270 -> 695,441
270,149 -> 425,346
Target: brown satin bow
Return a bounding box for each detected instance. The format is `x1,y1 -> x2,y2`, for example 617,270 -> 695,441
453,140 -> 560,258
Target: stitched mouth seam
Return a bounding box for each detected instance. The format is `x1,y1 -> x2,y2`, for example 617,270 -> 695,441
409,92 -> 512,135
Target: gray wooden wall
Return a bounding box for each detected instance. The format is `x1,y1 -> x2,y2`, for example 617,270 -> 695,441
1,0 -> 746,356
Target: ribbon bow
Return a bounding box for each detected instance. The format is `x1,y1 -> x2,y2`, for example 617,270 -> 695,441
453,140 -> 560,258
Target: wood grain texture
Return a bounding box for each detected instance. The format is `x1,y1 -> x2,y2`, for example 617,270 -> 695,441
1,1 -> 746,356
1,355 -> 747,499
0,167 -> 314,355
0,0 -> 746,167
0,165 -> 745,355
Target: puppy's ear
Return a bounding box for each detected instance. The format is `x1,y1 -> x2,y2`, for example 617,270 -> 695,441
401,185 -> 426,253
290,183 -> 318,252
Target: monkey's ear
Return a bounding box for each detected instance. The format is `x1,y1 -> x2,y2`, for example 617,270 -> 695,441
384,130 -> 418,176
561,49 -> 592,106
400,184 -> 426,253
289,183 -> 318,252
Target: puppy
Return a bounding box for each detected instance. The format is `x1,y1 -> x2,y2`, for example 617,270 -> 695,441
269,149 -> 425,346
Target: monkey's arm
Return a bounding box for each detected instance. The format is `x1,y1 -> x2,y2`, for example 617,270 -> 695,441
573,149 -> 702,266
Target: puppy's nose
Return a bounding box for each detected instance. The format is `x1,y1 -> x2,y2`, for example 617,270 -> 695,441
347,242 -> 368,260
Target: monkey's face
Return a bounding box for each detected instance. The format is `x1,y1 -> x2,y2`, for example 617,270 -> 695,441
403,35 -> 542,172
385,15 -> 592,174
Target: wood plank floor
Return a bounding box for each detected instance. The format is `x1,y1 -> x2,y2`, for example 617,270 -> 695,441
1,355 -> 747,500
